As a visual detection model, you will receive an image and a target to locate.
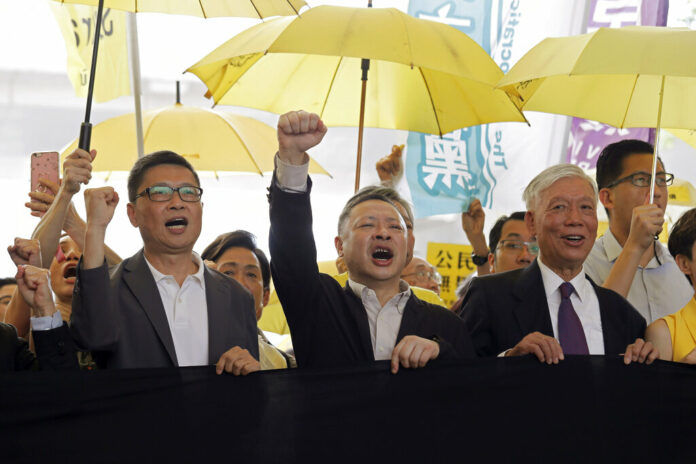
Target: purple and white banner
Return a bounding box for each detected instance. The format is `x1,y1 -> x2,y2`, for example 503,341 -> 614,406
566,0 -> 669,169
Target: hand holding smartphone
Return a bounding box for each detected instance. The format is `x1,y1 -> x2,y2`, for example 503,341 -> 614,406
30,152 -> 60,194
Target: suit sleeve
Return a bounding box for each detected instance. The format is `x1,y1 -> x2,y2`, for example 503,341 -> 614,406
460,278 -> 497,357
32,325 -> 79,370
268,175 -> 323,334
70,258 -> 120,352
434,314 -> 476,360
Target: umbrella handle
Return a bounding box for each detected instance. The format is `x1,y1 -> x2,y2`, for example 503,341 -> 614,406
79,122 -> 92,152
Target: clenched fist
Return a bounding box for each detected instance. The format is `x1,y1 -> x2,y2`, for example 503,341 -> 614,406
84,187 -> 119,229
376,144 -> 404,183
15,265 -> 55,317
7,238 -> 42,268
277,110 -> 327,166
62,148 -> 97,195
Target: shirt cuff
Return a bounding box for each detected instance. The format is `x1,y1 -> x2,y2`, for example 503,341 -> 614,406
30,311 -> 63,331
275,153 -> 309,192
497,349 -> 510,358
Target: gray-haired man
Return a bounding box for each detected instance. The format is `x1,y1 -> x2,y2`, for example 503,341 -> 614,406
461,164 -> 658,365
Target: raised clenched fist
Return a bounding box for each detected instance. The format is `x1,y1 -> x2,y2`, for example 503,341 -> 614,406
15,265 -> 55,317
84,186 -> 120,229
7,238 -> 42,268
277,110 -> 328,166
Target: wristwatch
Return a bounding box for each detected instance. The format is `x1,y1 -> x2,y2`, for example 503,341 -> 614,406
471,250 -> 489,266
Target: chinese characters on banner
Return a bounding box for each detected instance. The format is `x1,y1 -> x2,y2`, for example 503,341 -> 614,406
566,0 -> 669,169
426,242 -> 476,307
405,0 -> 586,219
50,3 -> 131,103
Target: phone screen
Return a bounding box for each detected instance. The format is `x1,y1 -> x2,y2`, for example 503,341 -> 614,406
30,152 -> 60,194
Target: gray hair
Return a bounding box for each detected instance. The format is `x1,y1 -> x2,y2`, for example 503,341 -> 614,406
337,187 -> 407,237
522,164 -> 598,211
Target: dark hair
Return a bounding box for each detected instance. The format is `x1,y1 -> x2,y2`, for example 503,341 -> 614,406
201,230 -> 270,290
668,208 -> 696,261
488,212 -> 527,254
337,189 -> 402,236
127,151 -> 200,202
0,277 -> 17,289
595,139 -> 659,190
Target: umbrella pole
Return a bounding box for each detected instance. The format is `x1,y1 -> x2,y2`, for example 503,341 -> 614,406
127,13 -> 145,159
355,58 -> 370,193
78,0 -> 105,151
649,75 -> 666,204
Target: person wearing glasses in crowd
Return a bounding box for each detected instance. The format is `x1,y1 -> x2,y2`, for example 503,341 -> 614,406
584,140 -> 693,323
70,149 -> 259,374
400,257 -> 442,296
0,278 -> 17,321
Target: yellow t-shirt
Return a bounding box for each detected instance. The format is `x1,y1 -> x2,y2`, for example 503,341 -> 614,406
257,271 -> 448,336
662,296 -> 696,362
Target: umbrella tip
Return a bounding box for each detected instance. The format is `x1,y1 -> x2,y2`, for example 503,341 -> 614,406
176,81 -> 181,104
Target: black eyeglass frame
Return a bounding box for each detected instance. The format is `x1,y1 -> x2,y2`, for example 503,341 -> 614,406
134,185 -> 204,202
605,171 -> 674,189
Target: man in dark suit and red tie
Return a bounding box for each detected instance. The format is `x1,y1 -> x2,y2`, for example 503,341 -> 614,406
461,164 -> 658,365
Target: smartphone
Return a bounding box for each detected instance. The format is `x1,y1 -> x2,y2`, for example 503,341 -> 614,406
30,151 -> 59,194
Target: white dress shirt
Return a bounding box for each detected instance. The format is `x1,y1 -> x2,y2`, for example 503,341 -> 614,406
538,257 -> 605,355
348,279 -> 411,360
585,229 -> 693,323
145,253 -> 209,367
275,153 -> 310,192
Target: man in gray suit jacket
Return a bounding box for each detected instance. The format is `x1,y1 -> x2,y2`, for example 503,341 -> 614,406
70,149 -> 259,374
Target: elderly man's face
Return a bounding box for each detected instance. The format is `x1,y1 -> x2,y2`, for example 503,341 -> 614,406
127,164 -> 202,256
526,177 -> 598,277
335,199 -> 409,287
401,257 -> 441,295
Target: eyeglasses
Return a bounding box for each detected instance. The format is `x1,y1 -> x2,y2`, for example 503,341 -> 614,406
606,172 -> 674,189
497,239 -> 540,255
134,185 -> 203,202
401,270 -> 442,285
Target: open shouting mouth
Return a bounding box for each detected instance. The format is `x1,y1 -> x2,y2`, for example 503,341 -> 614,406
165,217 -> 189,234
371,246 -> 394,267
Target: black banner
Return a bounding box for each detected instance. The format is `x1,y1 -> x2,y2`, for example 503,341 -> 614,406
2,356 -> 696,463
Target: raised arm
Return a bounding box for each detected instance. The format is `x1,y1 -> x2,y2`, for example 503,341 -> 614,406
4,238 -> 42,337
461,198 -> 491,276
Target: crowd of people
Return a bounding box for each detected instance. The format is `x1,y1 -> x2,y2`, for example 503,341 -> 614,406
1,110 -> 696,375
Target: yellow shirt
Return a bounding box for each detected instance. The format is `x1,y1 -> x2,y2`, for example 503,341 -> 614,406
662,296 -> 696,362
257,272 -> 448,336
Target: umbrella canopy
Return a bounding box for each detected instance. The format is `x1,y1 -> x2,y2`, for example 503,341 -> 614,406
52,0 -> 306,18
187,5 -> 525,190
60,103 -> 330,176
497,26 -> 696,129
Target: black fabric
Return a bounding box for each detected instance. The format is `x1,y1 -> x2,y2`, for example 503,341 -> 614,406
461,260 -> 646,356
0,323 -> 77,372
1,357 -> 695,462
268,177 -> 475,368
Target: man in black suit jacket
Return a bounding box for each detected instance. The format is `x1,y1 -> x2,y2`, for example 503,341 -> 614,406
461,164 -> 658,364
269,111 -> 474,371
70,149 -> 258,373
1,265 -> 77,372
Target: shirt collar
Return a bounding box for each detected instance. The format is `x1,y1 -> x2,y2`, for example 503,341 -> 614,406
602,228 -> 668,269
347,279 -> 411,313
144,252 -> 206,286
537,256 -> 591,303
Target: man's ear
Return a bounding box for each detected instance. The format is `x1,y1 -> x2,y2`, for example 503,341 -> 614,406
126,202 -> 138,227
598,187 -> 613,211
488,252 -> 496,273
524,211 -> 536,237
262,288 -> 270,307
334,236 -> 344,256
675,254 -> 693,277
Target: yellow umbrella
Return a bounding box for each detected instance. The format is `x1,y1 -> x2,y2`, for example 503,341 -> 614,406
52,0 -> 306,18
498,26 -> 696,203
187,5 -> 526,191
60,103 -> 330,176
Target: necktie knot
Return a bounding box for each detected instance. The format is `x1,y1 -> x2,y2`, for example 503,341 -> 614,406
560,282 -> 574,300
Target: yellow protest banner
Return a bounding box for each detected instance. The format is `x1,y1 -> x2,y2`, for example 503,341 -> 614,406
426,242 -> 477,307
50,3 -> 130,102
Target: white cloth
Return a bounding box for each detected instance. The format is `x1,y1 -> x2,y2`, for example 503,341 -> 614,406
145,253 -> 209,367
30,311 -> 63,331
275,153 -> 309,192
348,279 -> 411,361
585,229 -> 693,323
538,257 -> 604,355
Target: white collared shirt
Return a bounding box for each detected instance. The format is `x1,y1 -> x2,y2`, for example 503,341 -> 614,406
145,253 -> 209,367
348,279 -> 412,361
585,229 -> 693,323
537,257 -> 605,355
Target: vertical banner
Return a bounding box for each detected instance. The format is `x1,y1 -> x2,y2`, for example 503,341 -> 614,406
566,0 -> 669,169
405,0 -> 586,219
51,3 -> 131,103
426,242 -> 475,307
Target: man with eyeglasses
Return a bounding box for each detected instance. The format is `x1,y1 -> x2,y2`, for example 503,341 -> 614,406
400,257 -> 442,296
70,149 -> 259,374
585,139 -> 693,323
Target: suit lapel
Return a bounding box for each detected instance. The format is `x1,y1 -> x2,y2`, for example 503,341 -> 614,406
343,283 -> 376,359
592,278 -> 623,355
511,261 -> 554,337
123,250 -> 178,366
397,295 -> 422,341
204,268 -> 229,364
